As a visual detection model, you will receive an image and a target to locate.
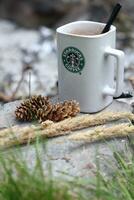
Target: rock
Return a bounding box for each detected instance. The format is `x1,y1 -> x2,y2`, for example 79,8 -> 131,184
0,98 -> 133,178
0,100 -> 22,129
0,20 -> 58,98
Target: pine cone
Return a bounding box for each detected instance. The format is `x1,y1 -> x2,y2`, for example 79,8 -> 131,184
37,102 -> 53,122
15,95 -> 80,122
15,95 -> 51,121
37,100 -> 80,122
15,104 -> 33,121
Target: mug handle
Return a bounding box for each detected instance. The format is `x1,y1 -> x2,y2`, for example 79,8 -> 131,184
103,47 -> 124,98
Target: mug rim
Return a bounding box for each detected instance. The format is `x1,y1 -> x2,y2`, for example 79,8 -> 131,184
56,21 -> 116,38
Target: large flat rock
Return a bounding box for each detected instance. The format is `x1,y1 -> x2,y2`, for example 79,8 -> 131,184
0,98 -> 133,178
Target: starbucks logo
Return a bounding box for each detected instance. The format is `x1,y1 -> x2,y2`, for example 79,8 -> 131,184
62,47 -> 85,74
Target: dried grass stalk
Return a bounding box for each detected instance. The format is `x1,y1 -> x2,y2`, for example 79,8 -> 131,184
1,112 -> 133,138
0,112 -> 134,148
69,123 -> 134,142
0,125 -> 42,138
42,111 -> 134,131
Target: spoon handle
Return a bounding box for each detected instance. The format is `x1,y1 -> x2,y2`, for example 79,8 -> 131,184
102,3 -> 122,34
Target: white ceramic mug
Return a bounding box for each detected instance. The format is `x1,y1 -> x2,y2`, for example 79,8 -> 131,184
56,21 -> 124,113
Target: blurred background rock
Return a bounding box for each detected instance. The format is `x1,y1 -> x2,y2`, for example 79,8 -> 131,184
0,0 -> 134,103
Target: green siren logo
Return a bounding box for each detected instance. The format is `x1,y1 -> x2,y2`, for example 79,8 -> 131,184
62,47 -> 85,74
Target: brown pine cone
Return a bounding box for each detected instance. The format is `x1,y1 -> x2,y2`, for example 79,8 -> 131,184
15,95 -> 51,121
15,104 -> 33,121
37,102 -> 53,122
28,95 -> 50,114
37,100 -> 80,122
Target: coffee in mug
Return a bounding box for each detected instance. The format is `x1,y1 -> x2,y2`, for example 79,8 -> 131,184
69,29 -> 100,36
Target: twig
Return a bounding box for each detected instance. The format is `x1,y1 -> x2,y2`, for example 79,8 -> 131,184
0,64 -> 32,103
28,70 -> 32,98
11,71 -> 25,100
0,71 -> 25,103
69,123 -> 134,142
0,92 -> 22,103
0,92 -> 13,102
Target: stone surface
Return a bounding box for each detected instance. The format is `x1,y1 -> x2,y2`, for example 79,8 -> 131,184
0,20 -> 57,98
0,98 -> 133,178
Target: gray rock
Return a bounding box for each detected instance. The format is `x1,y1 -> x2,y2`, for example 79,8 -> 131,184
0,20 -> 57,98
0,98 -> 133,178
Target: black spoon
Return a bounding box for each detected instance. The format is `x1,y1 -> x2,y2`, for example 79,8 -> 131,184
102,3 -> 122,34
